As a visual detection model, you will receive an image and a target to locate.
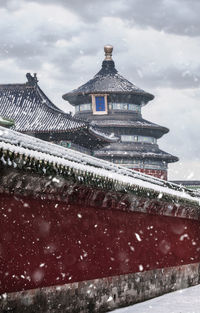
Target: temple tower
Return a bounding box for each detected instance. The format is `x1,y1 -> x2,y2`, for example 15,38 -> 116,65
63,46 -> 178,180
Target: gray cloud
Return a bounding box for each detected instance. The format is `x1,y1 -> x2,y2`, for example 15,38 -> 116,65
5,0 -> 199,37
128,66 -> 200,90
122,0 -> 200,37
1,0 -> 200,179
1,0 -> 200,90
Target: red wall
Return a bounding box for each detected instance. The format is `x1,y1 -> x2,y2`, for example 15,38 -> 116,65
133,168 -> 167,180
0,193 -> 200,294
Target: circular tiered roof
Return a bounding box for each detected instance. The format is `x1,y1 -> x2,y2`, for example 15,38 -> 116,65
62,45 -> 179,169
94,142 -> 179,163
63,46 -> 154,105
90,118 -> 169,139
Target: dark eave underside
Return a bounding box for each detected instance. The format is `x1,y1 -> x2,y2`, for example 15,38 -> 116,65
94,148 -> 178,163
91,118 -> 169,134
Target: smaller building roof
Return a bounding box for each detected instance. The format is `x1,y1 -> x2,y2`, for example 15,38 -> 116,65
63,46 -> 154,105
172,181 -> 200,186
0,73 -> 85,133
0,74 -> 117,149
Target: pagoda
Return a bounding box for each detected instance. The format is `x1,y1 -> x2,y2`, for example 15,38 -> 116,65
63,45 -> 178,180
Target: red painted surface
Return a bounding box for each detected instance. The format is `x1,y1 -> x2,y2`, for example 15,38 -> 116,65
133,168 -> 167,180
0,193 -> 200,294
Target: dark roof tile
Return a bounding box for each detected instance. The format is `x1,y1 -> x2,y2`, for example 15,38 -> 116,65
0,78 -> 85,133
0,74 -> 118,147
63,59 -> 154,103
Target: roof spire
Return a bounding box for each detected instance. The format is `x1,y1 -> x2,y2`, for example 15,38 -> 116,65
104,45 -> 113,61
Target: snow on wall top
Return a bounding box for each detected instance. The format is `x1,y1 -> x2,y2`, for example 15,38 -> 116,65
0,126 -> 199,205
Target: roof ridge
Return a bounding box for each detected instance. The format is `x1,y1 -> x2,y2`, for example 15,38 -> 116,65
36,84 -> 64,113
0,83 -> 29,88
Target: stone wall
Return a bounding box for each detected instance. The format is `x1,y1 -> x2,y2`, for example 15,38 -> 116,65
0,168 -> 200,312
1,263 -> 200,313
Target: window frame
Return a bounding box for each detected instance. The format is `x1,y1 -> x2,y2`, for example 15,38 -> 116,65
91,94 -> 108,115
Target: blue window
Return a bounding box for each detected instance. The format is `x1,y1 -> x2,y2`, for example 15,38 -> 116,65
95,96 -> 105,111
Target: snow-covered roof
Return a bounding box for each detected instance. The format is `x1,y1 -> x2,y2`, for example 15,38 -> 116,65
0,126 -> 199,206
0,75 -> 85,133
91,118 -> 169,138
0,74 -> 117,148
91,118 -> 168,130
94,148 -> 178,163
63,57 -> 154,105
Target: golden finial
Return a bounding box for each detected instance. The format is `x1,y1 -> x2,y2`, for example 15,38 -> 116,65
104,45 -> 113,61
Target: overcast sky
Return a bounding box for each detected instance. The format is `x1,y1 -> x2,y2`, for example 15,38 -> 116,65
0,0 -> 200,180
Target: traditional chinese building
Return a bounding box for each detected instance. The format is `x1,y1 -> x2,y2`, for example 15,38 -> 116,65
0,73 -> 117,154
63,46 -> 178,180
